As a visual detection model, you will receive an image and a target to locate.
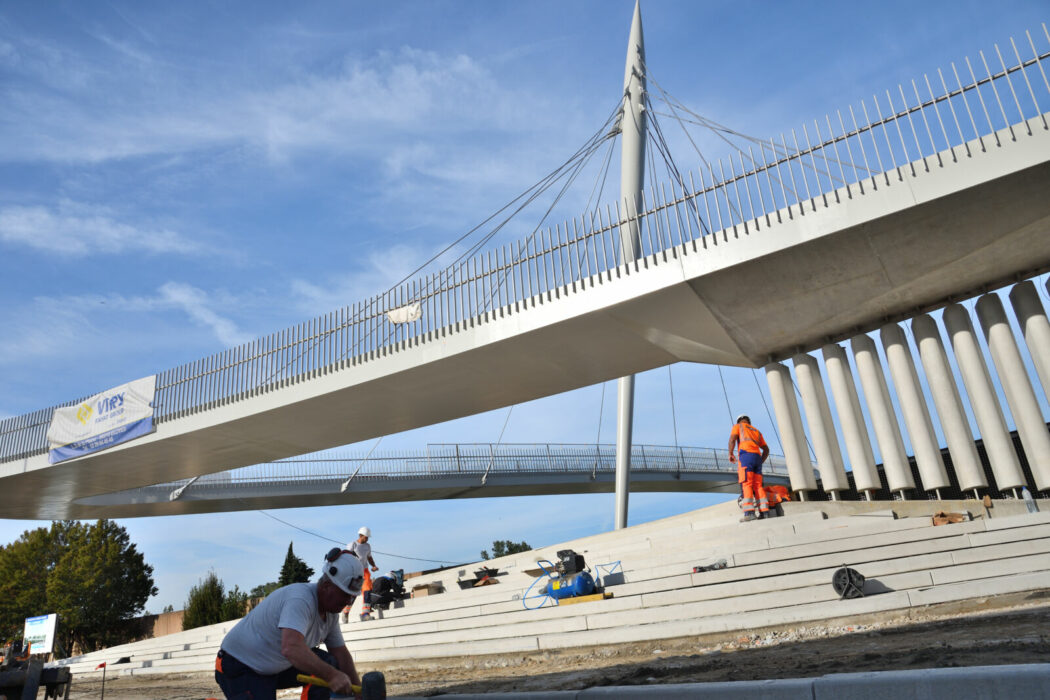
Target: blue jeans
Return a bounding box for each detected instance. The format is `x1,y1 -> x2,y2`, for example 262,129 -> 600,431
215,647 -> 336,700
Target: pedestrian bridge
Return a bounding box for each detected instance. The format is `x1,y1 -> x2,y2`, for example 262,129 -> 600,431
66,443 -> 791,519
1,32 -> 1049,519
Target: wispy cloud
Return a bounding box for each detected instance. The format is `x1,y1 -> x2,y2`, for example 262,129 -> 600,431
1,41 -> 566,165
0,201 -> 202,256
0,283 -> 253,368
157,282 -> 253,347
288,243 -> 435,316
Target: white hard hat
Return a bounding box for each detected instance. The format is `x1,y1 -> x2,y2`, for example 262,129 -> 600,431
358,526 -> 371,538
321,548 -> 365,596
735,414 -> 751,424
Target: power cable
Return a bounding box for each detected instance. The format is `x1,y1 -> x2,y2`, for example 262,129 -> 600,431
716,365 -> 734,423
751,367 -> 783,450
256,510 -> 462,566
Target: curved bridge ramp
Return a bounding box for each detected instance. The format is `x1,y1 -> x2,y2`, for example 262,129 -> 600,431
69,443 -> 792,518
51,500 -> 1050,683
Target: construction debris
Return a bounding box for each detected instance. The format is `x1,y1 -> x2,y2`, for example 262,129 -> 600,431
932,511 -> 970,526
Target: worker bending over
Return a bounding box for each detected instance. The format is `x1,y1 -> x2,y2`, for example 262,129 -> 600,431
728,414 -> 771,521
215,549 -> 364,699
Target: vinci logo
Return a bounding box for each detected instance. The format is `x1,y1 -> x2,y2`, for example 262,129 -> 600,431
76,403 -> 94,425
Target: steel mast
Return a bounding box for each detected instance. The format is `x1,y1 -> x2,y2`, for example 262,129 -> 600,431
614,0 -> 647,530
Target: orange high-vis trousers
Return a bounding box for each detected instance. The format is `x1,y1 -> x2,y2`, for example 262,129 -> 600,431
740,471 -> 768,515
343,568 -> 373,618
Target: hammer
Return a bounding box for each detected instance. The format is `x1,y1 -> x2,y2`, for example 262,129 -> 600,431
297,671 -> 386,699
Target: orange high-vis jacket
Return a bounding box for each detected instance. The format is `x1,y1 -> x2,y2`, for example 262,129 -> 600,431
731,422 -> 767,455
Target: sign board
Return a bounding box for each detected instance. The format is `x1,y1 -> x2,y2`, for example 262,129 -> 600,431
46,376 -> 157,464
23,613 -> 57,654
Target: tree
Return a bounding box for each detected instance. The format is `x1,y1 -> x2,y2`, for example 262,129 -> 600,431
277,543 -> 313,586
162,604 -> 175,614
0,520 -> 157,654
182,573 -> 250,631
480,540 -> 531,560
221,585 -> 249,621
182,572 -> 224,630
249,581 -> 280,599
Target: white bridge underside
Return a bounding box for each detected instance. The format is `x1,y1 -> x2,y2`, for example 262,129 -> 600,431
3,120 -> 1049,519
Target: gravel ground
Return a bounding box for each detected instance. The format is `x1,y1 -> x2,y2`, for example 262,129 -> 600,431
65,593 -> 1050,698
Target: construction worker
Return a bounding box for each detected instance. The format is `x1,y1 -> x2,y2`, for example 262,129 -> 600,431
342,527 -> 379,622
728,414 -> 770,521
215,548 -> 364,699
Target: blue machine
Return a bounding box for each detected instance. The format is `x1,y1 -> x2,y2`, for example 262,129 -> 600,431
548,570 -> 595,600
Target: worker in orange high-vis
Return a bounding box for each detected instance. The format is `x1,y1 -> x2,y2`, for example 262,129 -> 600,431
728,415 -> 771,522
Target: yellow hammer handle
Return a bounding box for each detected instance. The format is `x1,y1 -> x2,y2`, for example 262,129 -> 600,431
295,673 -> 362,693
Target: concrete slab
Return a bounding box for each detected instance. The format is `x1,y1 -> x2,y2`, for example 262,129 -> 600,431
953,536 -> 1050,564
931,553 -> 1050,585
907,570 -> 1050,606
966,522 -> 1050,547
812,663 -> 1050,699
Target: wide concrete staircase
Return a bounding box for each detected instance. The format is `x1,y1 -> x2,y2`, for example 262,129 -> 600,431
51,499 -> 1050,680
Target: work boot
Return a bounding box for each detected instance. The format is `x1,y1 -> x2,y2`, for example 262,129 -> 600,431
740,512 -> 757,522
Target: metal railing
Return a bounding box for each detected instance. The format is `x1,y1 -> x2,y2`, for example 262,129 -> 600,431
112,443 -> 792,497
2,28 -> 1049,464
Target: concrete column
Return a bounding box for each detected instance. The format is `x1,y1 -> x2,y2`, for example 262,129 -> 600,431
851,334 -> 915,495
792,353 -> 848,493
822,343 -> 881,496
765,362 -> 817,492
942,303 -> 1025,491
1009,281 -> 1050,403
911,314 -> 987,493
976,293 -> 1050,491
880,323 -> 950,493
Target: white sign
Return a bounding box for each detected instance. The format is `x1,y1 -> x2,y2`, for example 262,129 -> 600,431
46,376 -> 156,464
23,613 -> 57,654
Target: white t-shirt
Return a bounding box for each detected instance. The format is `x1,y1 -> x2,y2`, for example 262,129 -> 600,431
220,582 -> 345,675
348,540 -> 371,565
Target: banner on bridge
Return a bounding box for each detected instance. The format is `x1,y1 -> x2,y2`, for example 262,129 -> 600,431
46,376 -> 157,464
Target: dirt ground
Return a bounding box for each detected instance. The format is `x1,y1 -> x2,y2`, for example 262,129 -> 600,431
66,593 -> 1050,699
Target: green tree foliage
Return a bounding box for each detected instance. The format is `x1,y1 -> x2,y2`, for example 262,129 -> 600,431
0,520 -> 157,654
182,572 -> 223,630
221,585 -> 248,621
480,539 -> 531,560
249,581 -> 280,599
183,574 -> 252,631
277,543 -> 314,586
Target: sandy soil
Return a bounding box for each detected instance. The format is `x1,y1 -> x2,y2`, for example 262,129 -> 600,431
66,594 -> 1050,698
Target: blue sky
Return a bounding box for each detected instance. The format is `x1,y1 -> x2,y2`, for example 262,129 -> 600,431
1,1 -> 1048,613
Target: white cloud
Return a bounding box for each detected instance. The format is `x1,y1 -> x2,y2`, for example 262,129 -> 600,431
0,283 -> 253,370
0,201 -> 202,256
157,282 -> 253,347
0,42 -> 572,168
289,243 -> 435,316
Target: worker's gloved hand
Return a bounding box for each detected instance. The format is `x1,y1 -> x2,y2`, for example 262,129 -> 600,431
729,453 -> 736,463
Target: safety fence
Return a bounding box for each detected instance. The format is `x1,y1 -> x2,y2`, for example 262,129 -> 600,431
2,29 -> 1049,464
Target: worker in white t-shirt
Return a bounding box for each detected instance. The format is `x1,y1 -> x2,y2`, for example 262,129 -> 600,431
215,548 -> 364,699
342,527 -> 379,623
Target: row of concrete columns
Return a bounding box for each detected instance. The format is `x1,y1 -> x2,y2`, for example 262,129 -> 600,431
763,279 -> 1050,499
